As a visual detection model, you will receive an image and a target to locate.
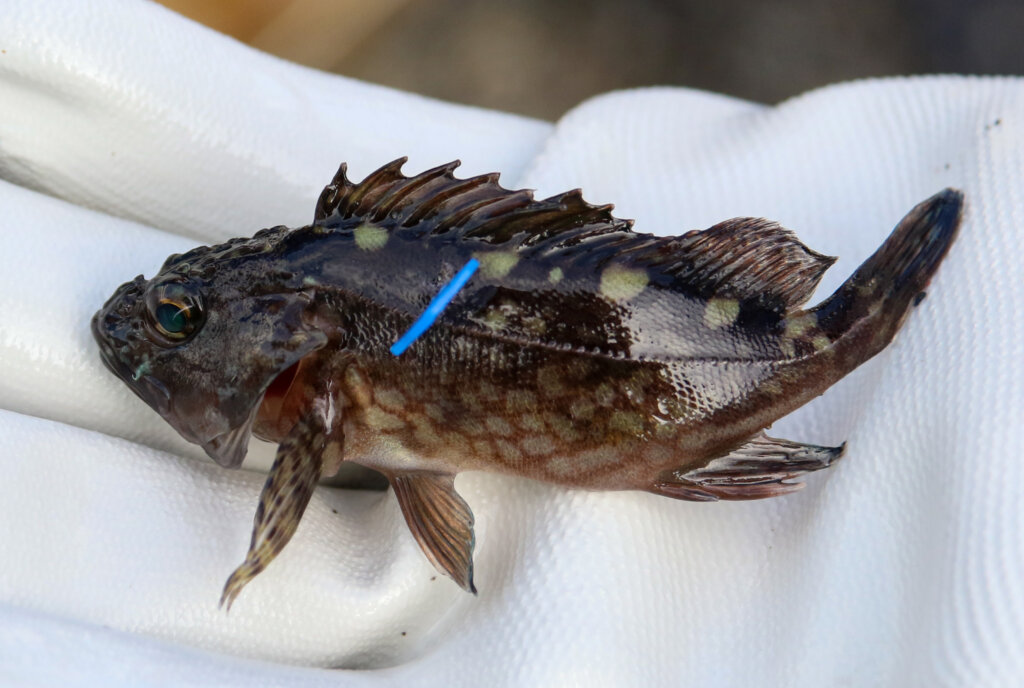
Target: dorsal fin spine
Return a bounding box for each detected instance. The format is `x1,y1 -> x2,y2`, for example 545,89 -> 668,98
394,173 -> 493,228
371,161 -> 460,223
344,158 -> 405,216
446,191 -> 536,235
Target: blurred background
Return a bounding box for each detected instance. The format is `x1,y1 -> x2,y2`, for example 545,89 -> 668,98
158,0 -> 1023,120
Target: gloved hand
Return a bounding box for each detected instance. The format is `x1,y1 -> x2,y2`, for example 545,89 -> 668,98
2,2 -> 1023,686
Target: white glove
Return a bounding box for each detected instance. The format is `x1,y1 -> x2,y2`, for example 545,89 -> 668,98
2,2 -> 1023,686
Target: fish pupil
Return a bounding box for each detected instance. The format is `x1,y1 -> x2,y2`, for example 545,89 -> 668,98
156,302 -> 189,334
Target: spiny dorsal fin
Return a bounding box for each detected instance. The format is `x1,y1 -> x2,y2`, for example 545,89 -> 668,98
313,157 -> 630,243
313,159 -> 834,308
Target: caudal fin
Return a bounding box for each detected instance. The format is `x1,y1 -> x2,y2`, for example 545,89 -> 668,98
812,189 -> 963,343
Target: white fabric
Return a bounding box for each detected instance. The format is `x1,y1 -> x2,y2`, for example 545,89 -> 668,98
1,1 -> 1023,686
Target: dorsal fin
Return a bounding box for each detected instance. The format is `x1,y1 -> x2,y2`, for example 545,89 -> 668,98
312,159 -> 835,308
314,157 -> 629,242
663,218 -> 837,307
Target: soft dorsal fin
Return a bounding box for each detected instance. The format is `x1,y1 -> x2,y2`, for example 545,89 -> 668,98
313,159 -> 835,308
664,218 -> 837,307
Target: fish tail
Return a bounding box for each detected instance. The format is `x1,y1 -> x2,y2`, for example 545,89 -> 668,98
810,189 -> 963,351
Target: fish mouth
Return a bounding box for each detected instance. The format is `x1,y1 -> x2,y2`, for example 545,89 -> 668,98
92,308 -> 174,418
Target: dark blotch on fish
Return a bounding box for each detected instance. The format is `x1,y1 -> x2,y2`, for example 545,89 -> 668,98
91,158 -> 963,605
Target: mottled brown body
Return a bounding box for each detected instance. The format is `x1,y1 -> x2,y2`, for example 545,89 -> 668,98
299,302 -> 882,494
92,159 -> 963,604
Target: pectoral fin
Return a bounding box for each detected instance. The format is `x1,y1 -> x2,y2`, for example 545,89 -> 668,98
220,413 -> 327,610
392,473 -> 477,594
650,434 -> 845,501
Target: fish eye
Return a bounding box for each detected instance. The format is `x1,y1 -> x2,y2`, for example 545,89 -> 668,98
154,300 -> 193,338
146,281 -> 204,343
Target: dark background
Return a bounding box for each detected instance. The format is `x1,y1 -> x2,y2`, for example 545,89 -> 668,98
162,0 -> 1023,119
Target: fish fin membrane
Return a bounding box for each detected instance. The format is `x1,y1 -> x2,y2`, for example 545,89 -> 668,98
649,434 -> 845,501
312,159 -> 834,307
220,414 -> 326,610
656,217 -> 836,308
812,188 -> 963,339
392,472 -> 477,594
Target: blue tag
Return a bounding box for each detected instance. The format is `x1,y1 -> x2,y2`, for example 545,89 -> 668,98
390,258 -> 480,356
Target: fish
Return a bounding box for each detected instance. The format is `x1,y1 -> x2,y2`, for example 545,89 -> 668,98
91,158 -> 963,607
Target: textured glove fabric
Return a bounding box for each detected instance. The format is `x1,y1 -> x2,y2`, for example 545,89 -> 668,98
1,1 -> 1022,686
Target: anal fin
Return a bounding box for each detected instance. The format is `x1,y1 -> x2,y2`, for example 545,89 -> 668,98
392,473 -> 477,594
650,434 -> 844,502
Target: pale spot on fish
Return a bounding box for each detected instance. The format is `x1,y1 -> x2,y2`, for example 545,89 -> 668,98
456,416 -> 487,436
521,436 -> 556,456
703,298 -> 740,329
472,439 -> 495,461
548,267 -> 564,284
576,447 -> 620,471
779,339 -> 796,358
609,410 -> 644,435
485,416 -> 514,437
595,383 -> 616,407
365,407 -> 406,432
546,456 -> 574,475
482,309 -> 507,330
353,223 -> 388,251
519,414 -> 546,433
495,439 -> 522,464
523,316 -> 547,335
414,424 -> 441,448
784,314 -> 815,338
344,366 -> 373,407
600,265 -> 648,301
812,335 -> 832,351
476,251 -> 520,279
424,403 -> 445,422
375,388 -> 406,410
547,415 -> 581,443
506,389 -> 537,414
569,399 -> 595,421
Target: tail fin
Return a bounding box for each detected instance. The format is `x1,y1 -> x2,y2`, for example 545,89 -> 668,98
812,189 -> 963,344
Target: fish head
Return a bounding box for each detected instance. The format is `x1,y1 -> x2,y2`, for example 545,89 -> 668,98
91,236 -> 327,468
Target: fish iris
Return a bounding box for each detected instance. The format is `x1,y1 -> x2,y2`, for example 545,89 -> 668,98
155,301 -> 190,336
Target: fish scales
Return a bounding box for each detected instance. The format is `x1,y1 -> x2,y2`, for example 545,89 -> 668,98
92,158 -> 963,605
